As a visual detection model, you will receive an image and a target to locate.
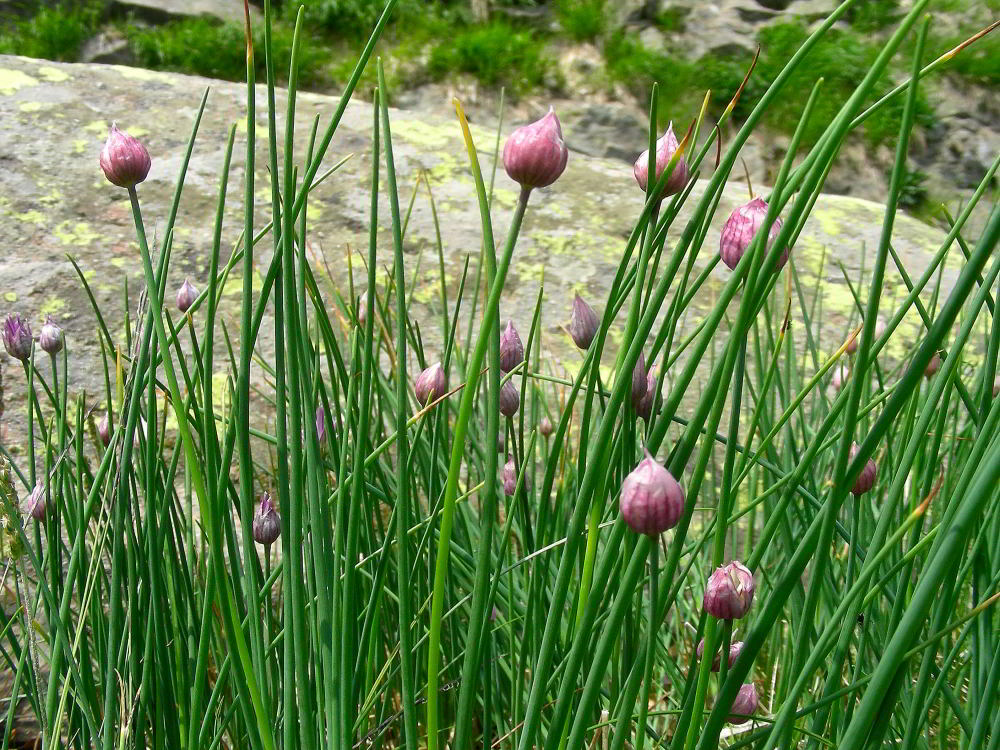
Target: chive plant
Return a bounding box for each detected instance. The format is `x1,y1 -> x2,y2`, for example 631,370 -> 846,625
2,1 -> 999,749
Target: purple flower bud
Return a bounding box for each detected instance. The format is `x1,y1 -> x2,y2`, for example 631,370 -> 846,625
489,606 -> 500,622
569,294 -> 599,350
620,451 -> 685,536
924,352 -> 941,379
252,491 -> 281,545
875,319 -> 888,341
414,362 -> 447,405
849,442 -> 877,497
315,406 -> 326,446
3,314 -> 33,362
696,639 -> 744,672
704,561 -> 755,620
499,319 -> 524,373
503,455 -> 517,496
39,316 -> 64,355
727,683 -> 759,724
719,197 -> 785,271
630,352 -> 647,411
357,302 -> 367,328
633,122 -> 689,197
24,481 -> 46,521
503,108 -> 568,190
499,379 -> 520,418
539,417 -> 554,438
176,278 -> 197,313
98,412 -> 112,446
100,123 -> 151,189
845,331 -> 858,355
635,368 -> 658,422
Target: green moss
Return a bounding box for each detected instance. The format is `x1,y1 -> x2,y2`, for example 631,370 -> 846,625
557,0 -> 605,42
0,2 -> 102,61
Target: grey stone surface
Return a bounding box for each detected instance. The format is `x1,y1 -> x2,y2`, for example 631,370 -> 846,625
109,0 -> 260,25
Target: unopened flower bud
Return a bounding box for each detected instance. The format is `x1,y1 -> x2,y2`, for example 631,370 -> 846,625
831,362 -> 849,391
845,331 -> 858,355
630,352 -> 647,411
315,406 -> 326,447
100,123 -> 151,189
727,683 -> 759,724
569,294 -> 599,350
252,492 -> 281,545
503,108 -> 568,190
696,639 -> 744,672
3,314 -> 33,362
636,368 -> 657,422
633,122 -> 689,197
24,481 -> 46,521
849,442 -> 877,497
704,561 -> 755,620
620,451 -> 685,536
503,455 -> 517,496
176,278 -> 197,313
539,416 -> 554,438
719,197 -> 785,271
499,319 -> 524,373
924,352 -> 941,379
414,362 -> 447,405
357,301 -> 368,328
499,379 -> 520,417
98,412 -> 112,446
39,317 -> 63,355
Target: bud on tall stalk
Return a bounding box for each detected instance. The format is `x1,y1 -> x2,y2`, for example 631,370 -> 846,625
252,491 -> 280,545
39,317 -> 63,355
499,379 -> 520,417
633,122 -> 689,197
503,455 -> 517,496
727,683 -> 759,723
499,320 -> 524,373
24,481 -> 46,521
620,450 -> 685,536
569,294 -> 599,350
3,314 -> 32,362
503,108 -> 568,191
924,352 -> 941,379
176,278 -> 197,313
831,362 -> 849,391
719,197 -> 786,271
635,368 -> 657,422
315,406 -> 327,447
414,362 -> 446,406
99,123 -> 151,189
697,638 -> 744,672
539,416 -> 554,438
849,442 -> 877,497
704,561 -> 755,620
98,412 -> 112,447
630,352 -> 648,411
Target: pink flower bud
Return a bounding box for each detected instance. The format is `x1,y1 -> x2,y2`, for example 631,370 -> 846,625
100,123 -> 151,189
620,451 -> 685,536
704,561 -> 755,620
633,122 -> 689,197
569,293 -> 599,350
696,639 -> 744,672
630,352 -> 648,412
499,379 -> 520,417
39,316 -> 64,355
924,352 -> 941,379
24,481 -> 47,521
176,278 -> 197,313
357,302 -> 367,328
503,455 -> 517,496
635,368 -> 658,422
414,362 -> 447,405
98,412 -> 112,446
499,319 -> 524,373
875,319 -> 888,341
503,108 -> 568,190
315,406 -> 327,447
845,331 -> 858,355
3,313 -> 33,362
253,491 -> 281,545
831,362 -> 849,391
849,442 -> 877,497
719,197 -> 785,271
727,683 -> 759,724
539,417 -> 554,438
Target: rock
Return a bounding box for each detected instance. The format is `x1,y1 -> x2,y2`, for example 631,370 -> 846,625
0,55 -> 964,441
559,102 -> 649,161
108,0 -> 259,25
79,28 -> 135,66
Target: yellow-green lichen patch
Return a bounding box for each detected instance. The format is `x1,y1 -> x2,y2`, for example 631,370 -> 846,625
0,68 -> 38,95
40,297 -> 67,316
491,187 -> 519,210
85,120 -> 109,135
4,292 -> 17,303
395,119 -> 454,150
14,210 -> 46,225
19,101 -> 45,113
54,221 -> 100,246
36,66 -> 69,83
